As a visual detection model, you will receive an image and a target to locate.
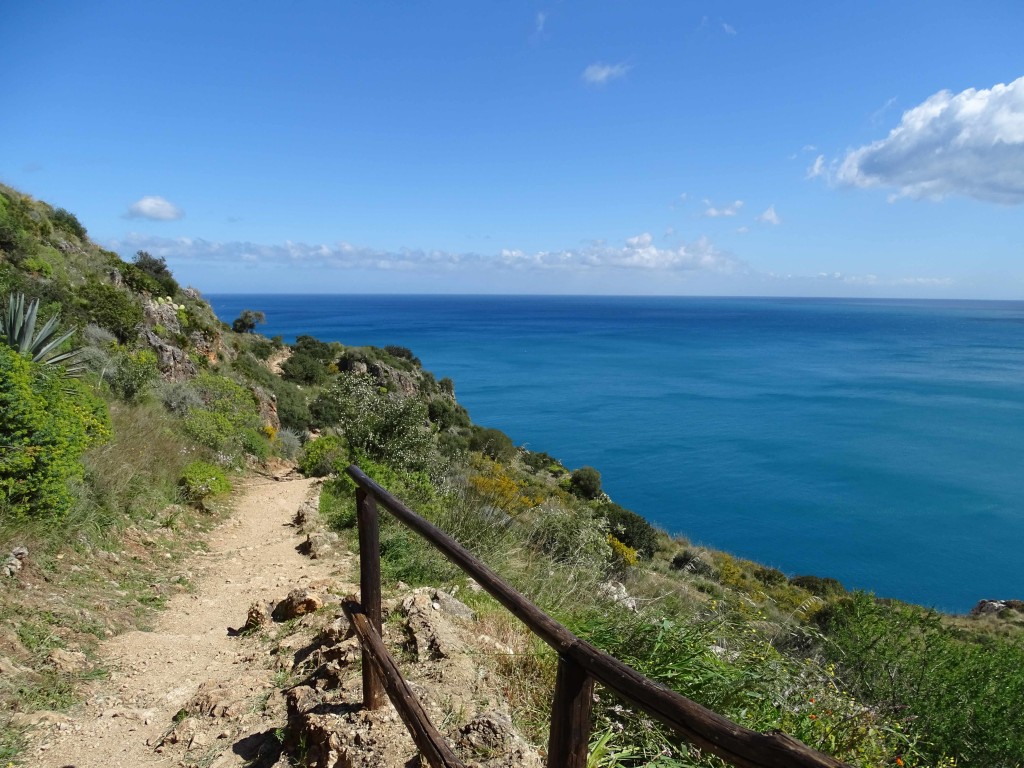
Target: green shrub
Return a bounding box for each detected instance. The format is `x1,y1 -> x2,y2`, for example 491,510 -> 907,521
116,262 -> 162,296
50,207 -> 87,240
526,505 -> 610,569
521,449 -> 565,475
569,466 -> 602,499
298,435 -> 348,477
670,548 -> 718,578
240,428 -> 271,461
131,250 -> 180,296
819,592 -> 1024,766
231,309 -> 265,334
178,372 -> 264,460
790,574 -> 846,598
383,345 -> 420,365
594,502 -> 658,558
427,397 -> 470,430
274,384 -> 311,431
183,409 -> 236,453
79,281 -> 143,342
231,352 -> 310,430
107,348 -> 158,402
310,375 -> 440,473
281,351 -> 329,385
20,255 -> 53,277
293,334 -> 335,361
309,388 -> 347,428
178,460 -> 231,503
468,426 -> 516,462
0,347 -> 110,520
248,337 -> 275,360
275,427 -> 303,459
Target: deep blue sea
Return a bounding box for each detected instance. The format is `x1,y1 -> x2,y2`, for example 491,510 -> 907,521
208,294 -> 1024,613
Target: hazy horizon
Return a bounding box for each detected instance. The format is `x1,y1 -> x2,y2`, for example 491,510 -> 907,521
2,3 -> 1022,299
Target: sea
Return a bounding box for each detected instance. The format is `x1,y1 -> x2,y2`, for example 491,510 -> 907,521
207,294 -> 1024,613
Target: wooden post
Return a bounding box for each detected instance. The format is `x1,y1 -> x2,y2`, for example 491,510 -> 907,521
356,487 -> 384,709
547,654 -> 594,768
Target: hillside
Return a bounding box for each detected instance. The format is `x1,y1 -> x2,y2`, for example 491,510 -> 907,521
2,184 -> 1023,767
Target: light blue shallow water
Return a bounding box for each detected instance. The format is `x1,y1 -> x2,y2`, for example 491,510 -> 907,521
208,294 -> 1024,612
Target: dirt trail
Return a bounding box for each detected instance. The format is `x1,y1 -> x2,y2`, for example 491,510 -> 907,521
28,475 -> 345,768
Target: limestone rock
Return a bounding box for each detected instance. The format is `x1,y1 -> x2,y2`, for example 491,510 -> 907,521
241,601 -> 272,633
47,648 -> 89,673
145,330 -> 197,381
303,530 -> 340,559
457,711 -> 544,768
971,598 -> 1024,616
273,588 -> 324,621
252,385 -> 280,431
599,580 -> 639,612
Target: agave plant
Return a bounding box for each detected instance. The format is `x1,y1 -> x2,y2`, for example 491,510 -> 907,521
2,292 -> 84,375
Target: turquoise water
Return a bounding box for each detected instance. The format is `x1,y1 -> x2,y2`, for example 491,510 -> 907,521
208,295 -> 1024,612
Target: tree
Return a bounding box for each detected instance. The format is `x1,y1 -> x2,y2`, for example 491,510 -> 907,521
232,309 -> 266,334
569,466 -> 603,499
132,250 -> 180,296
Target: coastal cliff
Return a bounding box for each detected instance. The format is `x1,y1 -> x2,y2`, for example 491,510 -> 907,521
2,185 -> 1023,767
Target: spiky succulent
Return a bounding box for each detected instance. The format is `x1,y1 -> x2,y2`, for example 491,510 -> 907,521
2,292 -> 83,375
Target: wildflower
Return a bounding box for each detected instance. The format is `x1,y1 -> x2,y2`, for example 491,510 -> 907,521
896,759 -> 904,766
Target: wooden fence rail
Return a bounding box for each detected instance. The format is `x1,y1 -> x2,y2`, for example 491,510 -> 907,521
345,464 -> 852,768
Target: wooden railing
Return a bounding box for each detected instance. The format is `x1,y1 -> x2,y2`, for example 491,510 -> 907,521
344,464 -> 852,768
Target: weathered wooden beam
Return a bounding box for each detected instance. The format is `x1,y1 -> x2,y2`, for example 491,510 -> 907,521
347,464 -> 852,768
356,487 -> 384,709
343,598 -> 467,768
546,654 -> 594,768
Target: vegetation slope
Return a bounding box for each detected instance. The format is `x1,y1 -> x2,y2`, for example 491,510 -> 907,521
1,183 -> 1022,768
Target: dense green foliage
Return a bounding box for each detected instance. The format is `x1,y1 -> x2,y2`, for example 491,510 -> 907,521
309,374 -> 440,473
178,460 -> 232,503
569,465 -> 603,499
78,281 -> 143,342
0,347 -> 109,520
131,250 -> 180,296
282,351 -> 331,385
595,501 -> 659,558
231,308 -> 265,334
181,372 -> 268,463
467,426 -> 516,462
50,208 -> 87,240
820,592 -> 1024,766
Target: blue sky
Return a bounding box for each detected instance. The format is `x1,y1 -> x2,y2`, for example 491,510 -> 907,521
1,2 -> 1022,297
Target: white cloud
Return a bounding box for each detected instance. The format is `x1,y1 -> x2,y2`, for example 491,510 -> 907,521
817,271 -> 879,286
702,199 -> 744,217
582,62 -> 630,86
535,11 -> 546,34
125,195 -> 184,221
109,232 -> 742,276
756,205 -> 781,225
892,276 -> 954,287
836,75 -> 1024,204
870,96 -> 899,125
722,22 -> 736,35
806,154 -> 826,179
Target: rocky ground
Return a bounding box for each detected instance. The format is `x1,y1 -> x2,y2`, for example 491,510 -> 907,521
19,474 -> 543,768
